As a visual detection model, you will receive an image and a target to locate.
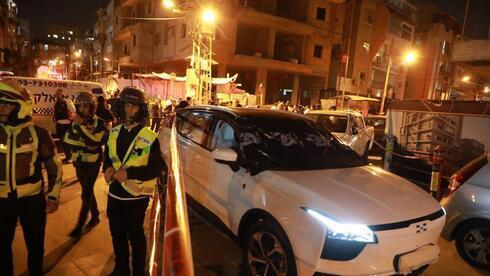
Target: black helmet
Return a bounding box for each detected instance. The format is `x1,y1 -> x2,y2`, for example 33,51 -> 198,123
0,79 -> 33,125
74,91 -> 96,117
118,86 -> 149,124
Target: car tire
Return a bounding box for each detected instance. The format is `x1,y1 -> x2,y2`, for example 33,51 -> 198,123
409,264 -> 429,275
455,220 -> 490,270
241,219 -> 297,276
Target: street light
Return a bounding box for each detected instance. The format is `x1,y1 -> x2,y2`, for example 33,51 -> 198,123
162,0 -> 175,10
379,50 -> 417,114
202,9 -> 216,24
73,49 -> 82,80
461,75 -> 471,82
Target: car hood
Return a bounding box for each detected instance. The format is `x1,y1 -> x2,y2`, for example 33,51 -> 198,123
260,165 -> 441,226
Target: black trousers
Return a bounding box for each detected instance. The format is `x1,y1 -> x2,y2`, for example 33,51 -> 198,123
0,193 -> 46,276
56,123 -> 71,159
107,196 -> 149,275
74,162 -> 100,228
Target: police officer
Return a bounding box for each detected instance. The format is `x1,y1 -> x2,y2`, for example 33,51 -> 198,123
64,92 -> 108,237
103,87 -> 165,276
0,80 -> 62,276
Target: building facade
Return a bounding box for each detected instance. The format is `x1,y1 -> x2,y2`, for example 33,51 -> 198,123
404,2 -> 459,101
102,0 -> 345,105
341,0 -> 416,99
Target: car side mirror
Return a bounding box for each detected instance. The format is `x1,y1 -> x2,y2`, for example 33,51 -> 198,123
212,148 -> 239,172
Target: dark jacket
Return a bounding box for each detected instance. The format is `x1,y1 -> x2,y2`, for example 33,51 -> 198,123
54,99 -> 69,121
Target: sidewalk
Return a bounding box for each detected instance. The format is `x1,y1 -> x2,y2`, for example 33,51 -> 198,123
13,161 -> 115,276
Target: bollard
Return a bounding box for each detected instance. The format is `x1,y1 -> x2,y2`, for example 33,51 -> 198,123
430,145 -> 445,200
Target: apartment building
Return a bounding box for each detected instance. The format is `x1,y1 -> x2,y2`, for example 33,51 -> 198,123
93,0 -> 116,76
399,112 -> 463,173
1,0 -> 30,73
404,2 -> 459,100
106,0 -> 345,105
341,0 -> 416,99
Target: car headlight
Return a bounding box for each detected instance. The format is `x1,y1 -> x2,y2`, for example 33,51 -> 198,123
303,207 -> 377,243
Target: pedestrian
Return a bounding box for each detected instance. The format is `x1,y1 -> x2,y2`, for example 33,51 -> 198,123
103,87 -> 166,276
176,96 -> 191,109
54,89 -> 73,163
235,99 -> 242,107
150,101 -> 161,132
64,92 -> 108,238
96,96 -> 115,129
0,80 -> 62,276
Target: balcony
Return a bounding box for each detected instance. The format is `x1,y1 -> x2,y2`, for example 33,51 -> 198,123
231,54 -> 312,75
236,7 -> 314,36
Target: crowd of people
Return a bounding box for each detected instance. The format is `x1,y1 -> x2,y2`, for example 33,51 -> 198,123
1,80 -> 166,276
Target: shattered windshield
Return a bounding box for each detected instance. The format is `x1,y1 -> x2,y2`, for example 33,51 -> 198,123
306,114 -> 348,133
237,115 -> 366,174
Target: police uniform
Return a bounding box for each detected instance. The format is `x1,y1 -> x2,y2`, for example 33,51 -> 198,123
103,87 -> 165,276
64,91 -> 108,237
0,80 -> 62,276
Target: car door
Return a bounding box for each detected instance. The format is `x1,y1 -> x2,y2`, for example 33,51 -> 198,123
204,116 -> 248,227
354,115 -> 369,155
177,110 -> 214,207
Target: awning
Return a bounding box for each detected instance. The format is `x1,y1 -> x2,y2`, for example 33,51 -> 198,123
134,72 -> 238,84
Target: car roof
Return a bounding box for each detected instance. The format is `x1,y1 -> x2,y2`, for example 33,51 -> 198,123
306,110 -> 361,116
181,105 -> 310,120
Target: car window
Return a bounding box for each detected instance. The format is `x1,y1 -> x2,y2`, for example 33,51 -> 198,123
179,111 -> 213,147
306,114 -> 348,133
209,119 -> 236,150
366,117 -> 386,129
175,111 -> 188,132
237,115 -> 365,173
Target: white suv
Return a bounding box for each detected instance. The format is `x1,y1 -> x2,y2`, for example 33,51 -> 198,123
159,106 -> 445,275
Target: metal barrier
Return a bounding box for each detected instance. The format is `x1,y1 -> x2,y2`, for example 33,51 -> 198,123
149,118 -> 194,276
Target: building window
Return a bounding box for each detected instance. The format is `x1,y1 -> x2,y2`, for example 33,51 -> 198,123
181,24 -> 187,38
316,7 -> 326,21
132,34 -> 137,46
362,42 -> 370,53
359,71 -> 366,81
401,23 -> 413,40
366,13 -> 374,25
124,45 -> 128,55
44,44 -> 48,51
314,45 -> 323,58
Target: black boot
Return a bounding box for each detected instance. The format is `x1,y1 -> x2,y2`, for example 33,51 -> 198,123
86,216 -> 100,228
68,225 -> 83,238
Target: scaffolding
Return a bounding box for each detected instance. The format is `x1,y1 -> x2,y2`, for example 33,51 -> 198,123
190,18 -> 215,104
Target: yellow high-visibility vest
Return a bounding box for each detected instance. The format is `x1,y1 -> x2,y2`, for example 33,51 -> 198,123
107,124 -> 158,196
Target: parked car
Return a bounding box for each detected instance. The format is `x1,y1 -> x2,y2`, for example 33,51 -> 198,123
441,153 -> 490,270
159,106 -> 445,275
305,110 -> 374,159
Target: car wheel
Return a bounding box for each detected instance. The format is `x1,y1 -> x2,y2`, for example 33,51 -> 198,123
455,220 -> 490,270
408,264 -> 429,275
241,219 -> 297,276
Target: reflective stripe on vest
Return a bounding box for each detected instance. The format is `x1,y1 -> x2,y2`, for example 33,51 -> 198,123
108,125 -> 158,196
0,122 -> 41,198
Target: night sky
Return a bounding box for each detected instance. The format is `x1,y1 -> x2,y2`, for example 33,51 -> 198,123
15,0 -> 490,40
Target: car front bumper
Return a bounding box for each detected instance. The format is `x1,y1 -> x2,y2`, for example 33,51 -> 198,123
312,215 -> 445,275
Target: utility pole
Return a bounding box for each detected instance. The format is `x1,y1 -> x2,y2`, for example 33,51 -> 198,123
462,0 -> 471,37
